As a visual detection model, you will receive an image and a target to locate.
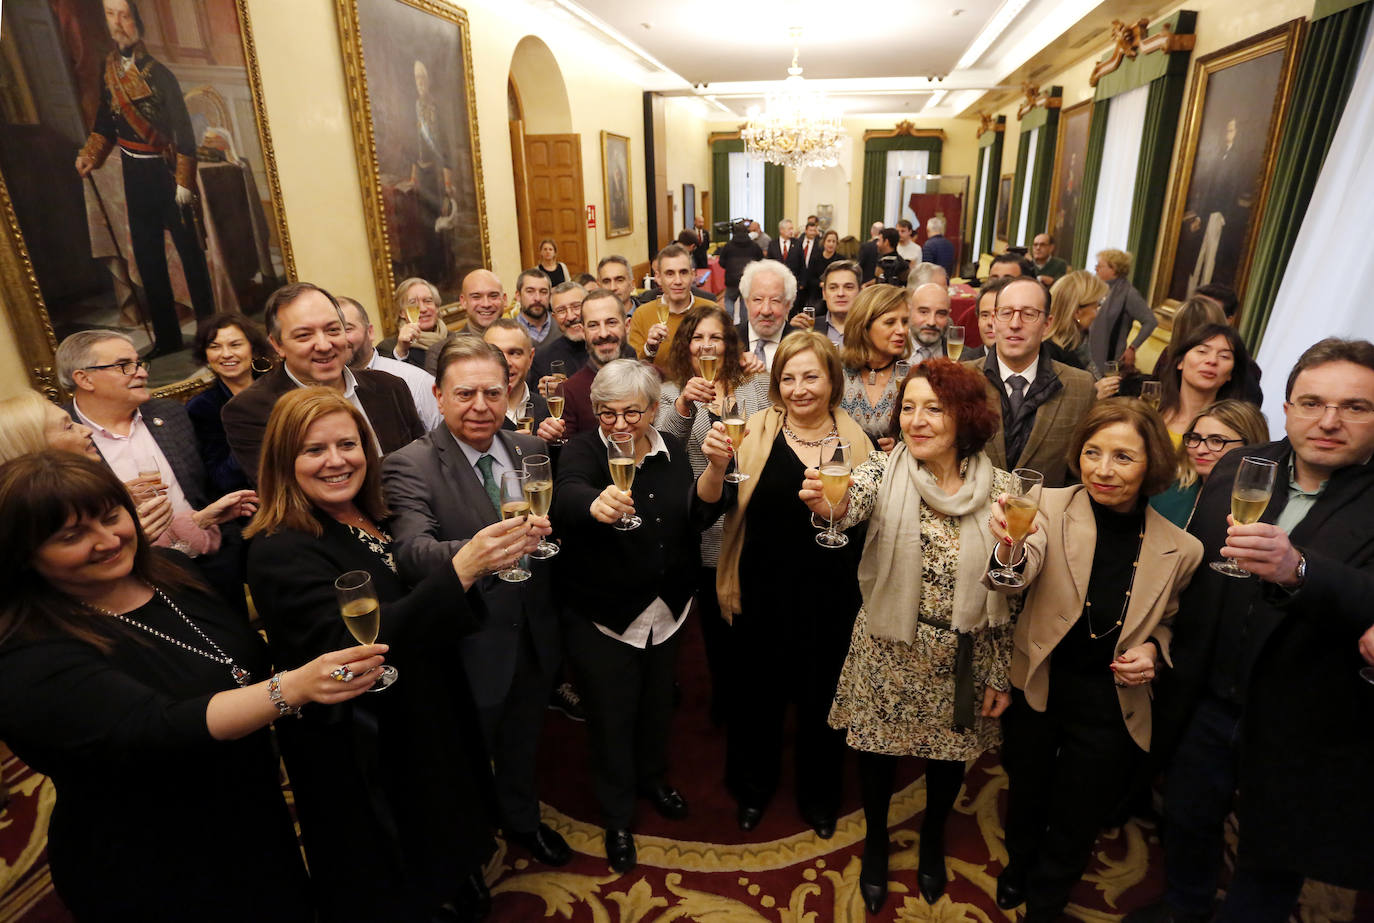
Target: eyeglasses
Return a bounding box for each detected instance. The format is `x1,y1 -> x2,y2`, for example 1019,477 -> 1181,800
82,359 -> 150,376
1287,398 -> 1374,422
596,408 -> 644,425
552,301 -> 583,318
994,307 -> 1045,322
1182,432 -> 1244,451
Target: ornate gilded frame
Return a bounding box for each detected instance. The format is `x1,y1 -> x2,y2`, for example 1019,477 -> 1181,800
0,0 -> 294,400
602,131 -> 633,239
336,0 -> 490,333
1151,19 -> 1304,310
1046,98 -> 1093,263
995,174 -> 1014,244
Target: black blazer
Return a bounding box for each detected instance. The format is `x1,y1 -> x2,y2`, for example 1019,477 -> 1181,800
186,379 -> 252,495
70,397 -> 211,509
857,239 -> 880,282
222,366 -> 424,485
766,237 -> 806,278
551,428 -> 730,632
381,425 -> 559,708
500,389 -> 550,431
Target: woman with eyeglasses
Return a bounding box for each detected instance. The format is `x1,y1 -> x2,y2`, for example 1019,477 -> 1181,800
188,313 -> 275,495
1045,271 -> 1108,372
1149,399 -> 1269,528
1158,323 -> 1262,444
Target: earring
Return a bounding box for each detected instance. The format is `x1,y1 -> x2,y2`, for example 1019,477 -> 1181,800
251,357 -> 274,374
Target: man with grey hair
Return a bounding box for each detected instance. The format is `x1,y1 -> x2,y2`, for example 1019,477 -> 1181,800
908,262 -> 950,289
222,281 -> 423,483
379,276 -> 446,368
338,294 -> 441,430
924,215 -> 956,276
737,260 -> 801,373
908,282 -> 953,362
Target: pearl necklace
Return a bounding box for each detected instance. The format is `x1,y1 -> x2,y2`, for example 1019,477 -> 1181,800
781,414 -> 838,447
82,586 -> 250,686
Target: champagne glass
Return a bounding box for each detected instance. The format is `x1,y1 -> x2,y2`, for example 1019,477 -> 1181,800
607,432 -> 642,531
334,570 -> 397,690
133,453 -> 166,498
547,360 -> 567,390
497,470 -> 533,582
802,305 -> 816,322
1211,456 -> 1279,578
402,299 -> 421,327
522,454 -> 558,559
1361,666 -> 1374,685
989,468 -> 1045,587
515,401 -> 534,434
894,360 -> 911,382
816,436 -> 852,548
722,396 -> 749,484
946,326 -> 965,361
1140,380 -> 1162,410
544,379 -> 567,445
698,344 -> 719,382
1104,360 -> 1121,377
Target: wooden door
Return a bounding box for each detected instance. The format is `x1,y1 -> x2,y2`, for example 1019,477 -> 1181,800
523,133 -> 586,276
509,120 -> 534,270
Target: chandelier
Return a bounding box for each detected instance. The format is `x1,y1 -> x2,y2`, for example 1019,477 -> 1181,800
741,30 -> 847,170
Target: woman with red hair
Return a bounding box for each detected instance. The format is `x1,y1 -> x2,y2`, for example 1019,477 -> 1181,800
802,358 -> 1013,915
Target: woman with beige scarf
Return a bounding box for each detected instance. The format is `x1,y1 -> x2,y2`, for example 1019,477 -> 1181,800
716,331 -> 872,842
802,358 -> 1014,916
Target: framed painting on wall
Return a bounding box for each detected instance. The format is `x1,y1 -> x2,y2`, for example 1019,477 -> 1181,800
1154,20 -> 1303,308
1047,99 -> 1092,269
337,0 -> 489,333
0,0 -> 293,396
995,174 -> 1013,243
602,131 -> 632,239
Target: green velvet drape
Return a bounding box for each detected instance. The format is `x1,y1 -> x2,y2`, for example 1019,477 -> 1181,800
1126,73 -> 1189,293
1008,129 -> 1034,247
1071,100 -> 1111,270
1241,2 -> 1373,348
1024,117 -> 1059,247
858,136 -> 944,231
975,129 -> 1004,258
710,138 -> 744,227
764,163 -> 784,233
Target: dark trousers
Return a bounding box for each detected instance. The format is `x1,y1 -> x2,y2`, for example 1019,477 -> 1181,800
566,614 -> 682,829
1162,693 -> 1244,916
696,566 -> 732,721
477,630 -> 552,834
1215,864 -> 1304,923
122,154 -> 214,350
1002,681 -> 1144,922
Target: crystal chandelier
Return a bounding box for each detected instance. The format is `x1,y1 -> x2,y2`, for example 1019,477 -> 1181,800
741,30 -> 847,170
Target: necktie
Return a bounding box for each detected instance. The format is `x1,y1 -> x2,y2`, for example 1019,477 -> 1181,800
754,338 -> 768,365
1006,374 -> 1028,419
475,454 -> 501,512
804,240 -> 812,264
782,240 -> 789,260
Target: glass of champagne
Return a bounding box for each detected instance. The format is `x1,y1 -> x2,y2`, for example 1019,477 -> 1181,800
989,468 -> 1045,587
547,360 -> 568,391
544,381 -> 567,445
515,400 -> 534,434
607,432 -> 641,531
1140,380 -> 1163,410
698,344 -> 719,382
522,454 -> 558,559
334,570 -> 397,690
722,396 -> 749,484
497,470 -> 533,582
816,436 -> 852,548
133,453 -> 165,498
402,299 -> 421,327
894,359 -> 911,382
1211,456 -> 1279,578
1104,360 -> 1121,378
1361,666 -> 1374,686
946,326 -> 965,361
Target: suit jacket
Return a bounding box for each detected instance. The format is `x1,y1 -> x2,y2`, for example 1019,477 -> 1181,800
965,350 -> 1095,488
382,425 -> 559,708
688,227 -> 710,268
736,318 -> 800,361
222,366 -> 424,485
69,397 -> 211,509
857,239 -> 880,282
560,364 -> 597,438
500,389 -> 550,432
1003,485 -> 1203,751
798,247 -> 834,307
766,237 -> 806,278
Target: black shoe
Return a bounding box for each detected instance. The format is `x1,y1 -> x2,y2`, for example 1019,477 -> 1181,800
1123,901 -> 1211,923
604,827 -> 636,874
642,783 -> 689,820
916,865 -> 947,904
859,846 -> 889,915
737,803 -> 764,831
509,823 -> 572,866
548,682 -> 585,721
454,869 -> 491,919
996,864 -> 1027,910
800,809 -> 836,839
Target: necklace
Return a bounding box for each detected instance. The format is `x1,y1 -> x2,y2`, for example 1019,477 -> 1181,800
866,358 -> 896,386
1084,525 -> 1147,639
82,586 -> 250,686
782,413 -> 838,447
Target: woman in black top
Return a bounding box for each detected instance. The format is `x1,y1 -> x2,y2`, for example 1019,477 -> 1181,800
534,238 -> 569,287
552,359 -> 732,875
245,387 -> 534,922
0,452 -> 381,921
186,312 -> 274,495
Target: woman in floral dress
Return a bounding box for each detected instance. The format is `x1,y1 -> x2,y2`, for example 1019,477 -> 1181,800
838,285 -> 911,452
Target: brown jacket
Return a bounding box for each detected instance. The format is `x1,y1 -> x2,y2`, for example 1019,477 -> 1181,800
1001,485 -> 1203,751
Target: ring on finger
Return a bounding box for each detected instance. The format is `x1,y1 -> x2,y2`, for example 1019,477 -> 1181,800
330,665 -> 354,683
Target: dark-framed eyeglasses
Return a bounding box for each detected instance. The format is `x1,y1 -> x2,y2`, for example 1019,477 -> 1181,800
994,306 -> 1045,322
596,408 -> 644,426
82,358 -> 150,376
1182,432 -> 1244,451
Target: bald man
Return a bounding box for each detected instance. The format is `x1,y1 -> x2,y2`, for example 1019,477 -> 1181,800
415,269 -> 509,375
909,282 -> 953,362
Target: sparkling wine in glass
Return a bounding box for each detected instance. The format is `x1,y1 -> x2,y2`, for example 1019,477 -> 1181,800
816,436 -> 852,549
334,570 -> 397,690
402,300 -> 421,326
1211,456 -> 1279,578
698,344 -> 719,382
1140,380 -> 1163,410
515,401 -> 534,434
1104,360 -> 1121,378
522,454 -> 558,559
132,453 -> 166,498
989,468 -> 1045,587
722,396 -> 750,484
894,360 -> 911,382
946,326 -> 965,361
607,432 -> 642,531
498,470 -> 533,582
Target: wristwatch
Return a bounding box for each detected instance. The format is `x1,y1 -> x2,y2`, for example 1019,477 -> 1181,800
1293,553 -> 1307,588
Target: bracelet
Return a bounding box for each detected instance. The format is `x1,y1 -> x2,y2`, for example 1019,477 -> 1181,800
268,671 -> 302,718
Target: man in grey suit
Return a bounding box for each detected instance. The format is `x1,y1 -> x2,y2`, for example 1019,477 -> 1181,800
382,335 -> 571,868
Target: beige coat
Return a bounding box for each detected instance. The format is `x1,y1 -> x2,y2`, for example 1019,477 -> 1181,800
1000,485 -> 1203,751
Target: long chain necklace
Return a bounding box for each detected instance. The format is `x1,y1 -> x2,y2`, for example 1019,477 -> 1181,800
781,413 -> 838,447
82,586 -> 250,686
1084,525 -> 1147,639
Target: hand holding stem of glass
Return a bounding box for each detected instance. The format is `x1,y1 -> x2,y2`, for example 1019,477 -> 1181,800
607,432 -> 641,531
1211,456 -> 1279,578
816,436 -> 852,548
946,326 -> 965,361
334,570 -> 397,690
522,454 -> 558,559
133,454 -> 165,497
988,468 -> 1044,587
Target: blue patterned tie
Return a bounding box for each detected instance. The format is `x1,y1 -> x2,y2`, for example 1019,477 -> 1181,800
475,454 -> 501,512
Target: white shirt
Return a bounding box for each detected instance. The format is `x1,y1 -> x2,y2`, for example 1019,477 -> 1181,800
284,366 -> 377,438
746,321 -> 784,372
73,401 -> 192,514
995,352 -> 1040,398
366,352 -> 440,431
504,382 -> 532,427
453,429 -> 517,493
897,240 -> 923,262
592,427 -> 687,648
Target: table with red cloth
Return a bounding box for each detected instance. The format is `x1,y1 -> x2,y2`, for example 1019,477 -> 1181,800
704,255 -> 725,295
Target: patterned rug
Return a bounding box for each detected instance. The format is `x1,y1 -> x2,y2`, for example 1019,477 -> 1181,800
3,624 -> 1370,922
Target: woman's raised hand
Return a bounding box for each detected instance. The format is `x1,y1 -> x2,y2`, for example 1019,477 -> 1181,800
681,376 -> 717,405
282,644 -> 389,705
591,484 -> 635,525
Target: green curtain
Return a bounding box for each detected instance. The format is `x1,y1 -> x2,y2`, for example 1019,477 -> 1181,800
1024,126 -> 1059,245
1070,100 -> 1111,269
764,163 -> 784,233
1126,71 -> 1189,293
710,138 -> 744,227
974,126 -> 1005,258
858,136 -> 944,231
1241,2 -> 1373,348
1007,129 -> 1034,246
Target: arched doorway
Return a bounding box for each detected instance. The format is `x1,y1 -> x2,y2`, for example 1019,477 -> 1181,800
507,37 -> 585,276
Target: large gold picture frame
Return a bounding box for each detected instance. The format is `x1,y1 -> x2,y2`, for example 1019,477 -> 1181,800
1046,99 -> 1093,268
602,131 -> 633,239
336,0 -> 490,334
1152,20 -> 1304,311
0,0 -> 294,399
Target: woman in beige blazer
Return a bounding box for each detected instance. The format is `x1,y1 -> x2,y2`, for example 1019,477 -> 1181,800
986,398 -> 1203,923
